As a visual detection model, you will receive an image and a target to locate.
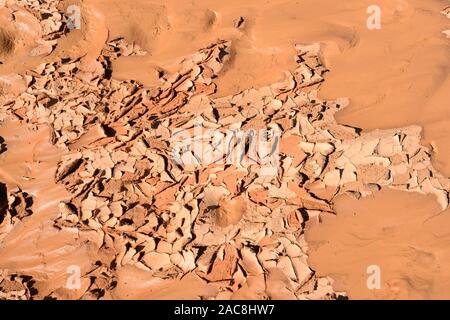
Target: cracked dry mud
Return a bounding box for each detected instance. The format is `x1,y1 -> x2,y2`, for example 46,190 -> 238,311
0,0 -> 449,300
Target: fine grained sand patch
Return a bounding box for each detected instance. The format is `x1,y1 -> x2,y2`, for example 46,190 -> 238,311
306,188 -> 450,300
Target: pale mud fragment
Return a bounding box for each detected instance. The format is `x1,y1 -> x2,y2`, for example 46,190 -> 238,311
442,6 -> 450,18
